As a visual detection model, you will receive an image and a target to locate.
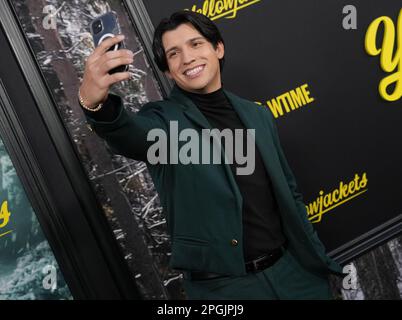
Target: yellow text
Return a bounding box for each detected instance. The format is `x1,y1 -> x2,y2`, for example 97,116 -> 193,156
365,9 -> 402,102
188,0 -> 261,21
306,173 -> 368,223
256,84 -> 315,118
0,200 -> 11,228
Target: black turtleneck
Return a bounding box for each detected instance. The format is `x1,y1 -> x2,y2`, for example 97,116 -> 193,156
82,88 -> 287,261
179,87 -> 286,261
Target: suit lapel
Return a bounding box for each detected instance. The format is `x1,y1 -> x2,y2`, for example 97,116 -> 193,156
168,86 -> 286,216
168,85 -> 243,213
169,86 -> 279,186
169,85 -> 211,129
224,90 -> 280,188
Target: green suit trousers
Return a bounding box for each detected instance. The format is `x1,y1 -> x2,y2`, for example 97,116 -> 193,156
183,249 -> 334,300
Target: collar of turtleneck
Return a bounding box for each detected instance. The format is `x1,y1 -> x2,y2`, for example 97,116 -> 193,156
177,86 -> 230,110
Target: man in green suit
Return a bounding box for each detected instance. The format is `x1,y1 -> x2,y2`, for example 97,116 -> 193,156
78,10 -> 344,299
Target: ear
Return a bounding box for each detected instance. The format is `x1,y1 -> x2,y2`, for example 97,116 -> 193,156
215,41 -> 225,60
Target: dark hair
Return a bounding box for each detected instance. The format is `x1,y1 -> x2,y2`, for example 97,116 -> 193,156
152,10 -> 225,72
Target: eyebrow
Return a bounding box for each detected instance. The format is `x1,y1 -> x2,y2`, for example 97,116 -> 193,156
165,36 -> 205,55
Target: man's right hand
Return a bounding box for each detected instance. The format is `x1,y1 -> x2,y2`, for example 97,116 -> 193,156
79,34 -> 134,109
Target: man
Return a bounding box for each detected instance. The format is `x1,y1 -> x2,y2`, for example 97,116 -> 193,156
78,10 -> 343,299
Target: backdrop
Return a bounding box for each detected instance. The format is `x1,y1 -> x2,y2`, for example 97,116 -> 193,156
142,0 -> 402,255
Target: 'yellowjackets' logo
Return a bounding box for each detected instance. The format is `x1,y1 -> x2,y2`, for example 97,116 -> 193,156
306,173 -> 368,223
365,9 -> 401,102
188,0 -> 261,21
0,200 -> 12,238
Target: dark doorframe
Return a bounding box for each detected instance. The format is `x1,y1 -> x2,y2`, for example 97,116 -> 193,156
124,0 -> 173,97
0,2 -> 140,299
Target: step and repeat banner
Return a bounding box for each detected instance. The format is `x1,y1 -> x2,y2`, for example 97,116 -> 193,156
142,0 -> 402,253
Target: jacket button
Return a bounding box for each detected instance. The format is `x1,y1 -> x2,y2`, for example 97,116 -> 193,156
231,239 -> 238,246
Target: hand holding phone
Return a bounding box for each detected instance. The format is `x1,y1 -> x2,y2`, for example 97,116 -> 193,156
79,12 -> 143,109
90,11 -> 129,74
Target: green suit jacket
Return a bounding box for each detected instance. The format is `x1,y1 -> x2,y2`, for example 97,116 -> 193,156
85,85 -> 343,278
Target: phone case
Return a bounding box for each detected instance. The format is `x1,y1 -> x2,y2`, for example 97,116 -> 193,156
90,11 -> 128,74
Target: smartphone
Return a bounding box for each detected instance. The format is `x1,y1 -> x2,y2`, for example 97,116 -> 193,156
90,11 -> 128,75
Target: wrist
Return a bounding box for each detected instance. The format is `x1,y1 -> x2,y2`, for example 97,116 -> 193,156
78,88 -> 103,112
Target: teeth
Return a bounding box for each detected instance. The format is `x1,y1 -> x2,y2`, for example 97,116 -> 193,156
185,65 -> 204,76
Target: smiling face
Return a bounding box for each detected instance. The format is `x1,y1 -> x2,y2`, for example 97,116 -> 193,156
162,23 -> 224,94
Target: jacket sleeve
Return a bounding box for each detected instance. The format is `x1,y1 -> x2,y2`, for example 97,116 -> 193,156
262,108 -> 344,274
83,93 -> 167,162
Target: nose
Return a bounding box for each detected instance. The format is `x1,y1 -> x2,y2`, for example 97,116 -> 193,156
182,47 -> 196,66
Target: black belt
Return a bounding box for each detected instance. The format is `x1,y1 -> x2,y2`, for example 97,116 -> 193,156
245,247 -> 283,273
183,246 -> 286,281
